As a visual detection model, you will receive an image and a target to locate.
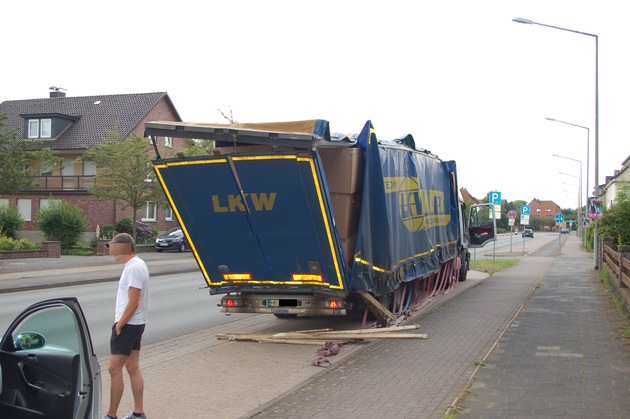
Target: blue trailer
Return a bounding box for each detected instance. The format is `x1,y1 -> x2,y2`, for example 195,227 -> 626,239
145,120 -> 494,321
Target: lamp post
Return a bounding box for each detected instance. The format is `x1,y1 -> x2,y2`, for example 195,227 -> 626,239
559,171 -> 584,244
514,17 -> 599,268
553,154 -> 583,240
545,118 -> 589,204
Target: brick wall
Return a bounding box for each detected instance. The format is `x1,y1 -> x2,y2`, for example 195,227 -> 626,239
0,241 -> 61,259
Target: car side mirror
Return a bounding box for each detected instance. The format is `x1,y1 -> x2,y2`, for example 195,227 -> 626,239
14,332 -> 46,350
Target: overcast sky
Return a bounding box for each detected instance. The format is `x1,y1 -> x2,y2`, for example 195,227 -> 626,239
2,0 -> 626,210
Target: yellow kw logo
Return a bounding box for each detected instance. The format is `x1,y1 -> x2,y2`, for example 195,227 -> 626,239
384,177 -> 450,232
212,193 -> 277,213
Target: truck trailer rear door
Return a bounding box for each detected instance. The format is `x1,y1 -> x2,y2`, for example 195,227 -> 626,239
154,151 -> 348,295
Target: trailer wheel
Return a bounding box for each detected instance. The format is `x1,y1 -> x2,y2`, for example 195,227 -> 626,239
274,313 -> 298,319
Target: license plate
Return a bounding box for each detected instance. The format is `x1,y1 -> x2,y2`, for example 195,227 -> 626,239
159,243 -> 168,247
267,299 -> 279,307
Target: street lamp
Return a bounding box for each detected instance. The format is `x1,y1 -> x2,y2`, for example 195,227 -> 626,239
553,154 -> 583,239
515,17 -> 599,268
545,118 -> 590,202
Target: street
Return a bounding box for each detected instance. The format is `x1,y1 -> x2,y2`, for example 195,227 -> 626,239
0,272 -> 253,356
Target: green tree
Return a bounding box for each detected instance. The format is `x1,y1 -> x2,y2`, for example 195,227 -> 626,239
36,199 -> 88,248
0,204 -> 24,239
0,113 -> 60,194
182,138 -> 215,157
597,188 -> 630,249
82,124 -> 166,242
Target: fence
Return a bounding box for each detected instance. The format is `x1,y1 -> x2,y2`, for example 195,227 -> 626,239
600,237 -> 630,317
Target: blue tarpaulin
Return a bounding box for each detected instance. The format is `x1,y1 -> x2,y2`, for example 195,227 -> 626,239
350,121 -> 459,295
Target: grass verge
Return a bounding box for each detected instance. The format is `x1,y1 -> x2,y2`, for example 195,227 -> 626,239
599,268 -> 630,339
470,259 -> 519,275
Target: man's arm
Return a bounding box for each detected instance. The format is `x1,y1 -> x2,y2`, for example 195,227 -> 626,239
115,287 -> 141,335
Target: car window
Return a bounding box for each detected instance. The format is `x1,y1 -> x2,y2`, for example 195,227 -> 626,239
13,305 -> 81,353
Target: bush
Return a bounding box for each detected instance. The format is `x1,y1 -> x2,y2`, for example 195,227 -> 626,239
116,218 -> 134,235
597,190 -> 630,250
115,218 -> 157,243
0,205 -> 24,240
0,237 -> 40,251
102,224 -> 116,239
135,221 -> 158,243
36,200 -> 88,249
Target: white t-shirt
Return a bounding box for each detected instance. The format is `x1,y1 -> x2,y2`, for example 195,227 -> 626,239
115,256 -> 150,325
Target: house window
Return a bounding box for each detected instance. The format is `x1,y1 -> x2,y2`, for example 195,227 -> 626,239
40,161 -> 53,176
83,160 -> 97,176
165,205 -> 173,221
28,119 -> 52,139
40,198 -> 60,210
61,158 -> 75,176
142,201 -> 157,222
17,199 -> 32,221
165,136 -> 173,148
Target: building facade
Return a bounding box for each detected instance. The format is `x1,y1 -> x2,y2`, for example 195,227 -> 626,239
0,90 -> 186,241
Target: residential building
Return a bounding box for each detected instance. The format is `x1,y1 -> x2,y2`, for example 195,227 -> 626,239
0,90 -> 185,241
600,154 -> 630,208
528,199 -> 562,218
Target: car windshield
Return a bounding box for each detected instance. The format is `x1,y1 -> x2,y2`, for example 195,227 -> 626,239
165,227 -> 181,236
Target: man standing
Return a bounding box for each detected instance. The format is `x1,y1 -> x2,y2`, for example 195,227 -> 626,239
104,233 -> 150,419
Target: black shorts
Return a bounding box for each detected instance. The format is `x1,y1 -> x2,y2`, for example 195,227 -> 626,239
110,323 -> 146,356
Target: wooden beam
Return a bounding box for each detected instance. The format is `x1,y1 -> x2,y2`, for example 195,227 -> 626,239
357,290 -> 398,325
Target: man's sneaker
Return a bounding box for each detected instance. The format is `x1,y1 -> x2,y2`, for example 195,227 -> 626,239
123,413 -> 147,419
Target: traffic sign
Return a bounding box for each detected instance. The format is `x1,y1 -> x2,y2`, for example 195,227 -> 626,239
508,210 -> 517,219
554,213 -> 565,224
521,205 -> 530,215
489,191 -> 502,205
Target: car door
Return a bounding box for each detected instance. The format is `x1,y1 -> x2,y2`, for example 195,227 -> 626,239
0,298 -> 101,419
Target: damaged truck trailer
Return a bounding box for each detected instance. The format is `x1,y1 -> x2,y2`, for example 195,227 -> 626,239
145,119 -> 493,322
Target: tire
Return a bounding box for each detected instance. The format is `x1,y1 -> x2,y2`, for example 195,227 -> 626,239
273,313 -> 298,319
459,255 -> 469,282
179,242 -> 186,252
156,249 -> 163,253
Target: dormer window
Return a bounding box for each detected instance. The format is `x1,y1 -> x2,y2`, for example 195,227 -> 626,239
28,118 -> 52,139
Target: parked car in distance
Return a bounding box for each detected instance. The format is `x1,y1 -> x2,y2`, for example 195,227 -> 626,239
560,228 -> 570,234
522,228 -> 534,238
0,298 -> 101,418
155,227 -> 188,252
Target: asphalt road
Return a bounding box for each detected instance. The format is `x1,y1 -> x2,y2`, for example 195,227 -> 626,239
0,271 -> 246,355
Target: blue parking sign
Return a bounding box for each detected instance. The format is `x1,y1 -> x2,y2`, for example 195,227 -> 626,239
489,191 -> 501,205
521,205 -> 530,215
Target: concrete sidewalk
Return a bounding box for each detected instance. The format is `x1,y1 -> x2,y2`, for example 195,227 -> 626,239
248,235 -> 630,418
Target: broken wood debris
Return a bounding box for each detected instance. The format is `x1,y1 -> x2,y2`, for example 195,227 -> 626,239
216,324 -> 427,344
